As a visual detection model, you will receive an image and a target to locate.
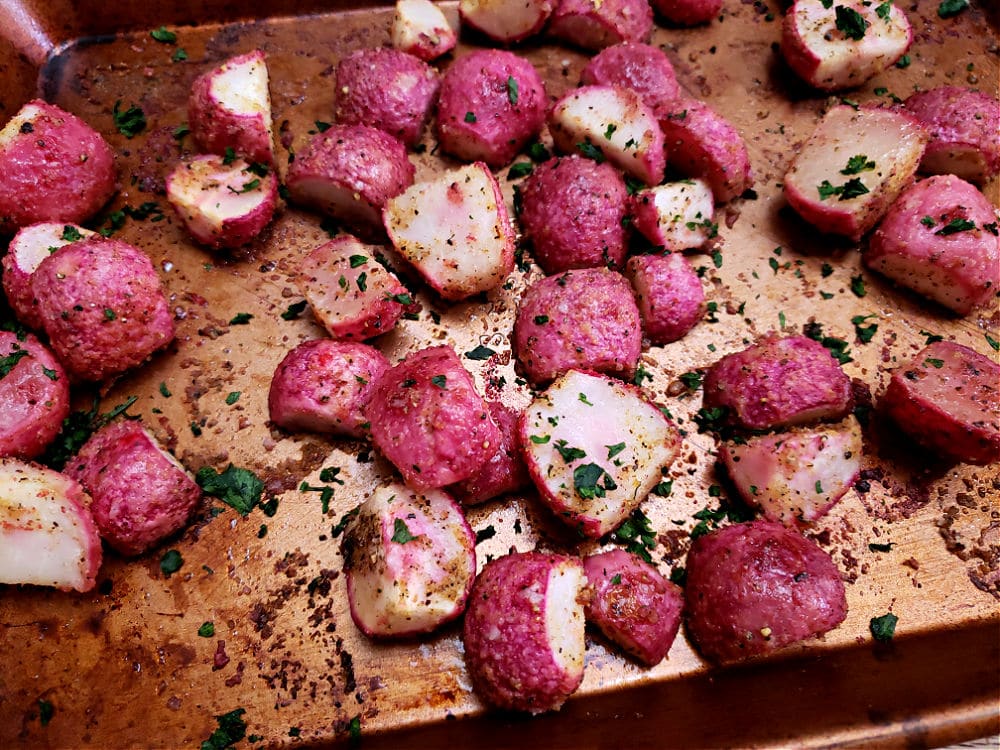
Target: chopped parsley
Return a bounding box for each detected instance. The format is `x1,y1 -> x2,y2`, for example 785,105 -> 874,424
603,123 -> 617,140
610,573 -> 622,585
196,464 -> 265,516
937,0 -> 968,18
574,462 -> 616,499
875,1 -> 891,19
391,517 -> 419,544
464,111 -> 477,123
172,48 -> 188,62
679,371 -> 703,391
225,391 -> 240,405
606,442 -> 626,459
835,5 -> 869,40
112,100 -> 146,138
610,508 -> 657,563
506,76 -> 519,105
818,177 -> 869,201
150,26 -> 177,43
160,549 -> 183,577
555,440 -> 587,463
577,142 -> 605,163
804,321 -> 853,365
390,292 -> 413,305
850,274 -> 867,298
356,272 -> 368,292
821,262 -> 834,278
578,393 -> 593,406
173,123 -> 190,140
201,708 -> 247,750
0,348 -> 29,379
431,374 -> 447,389
869,612 -> 898,641
851,314 -> 878,343
38,699 -> 54,726
534,314 -> 549,325
314,120 -> 332,132
986,333 -> 999,352
895,54 -> 910,68
507,162 -> 533,180
41,396 -> 138,470
868,542 -> 894,553
475,525 -> 496,544
530,434 -> 550,444
228,179 -> 261,195
281,300 -> 307,320
934,217 -> 976,236
198,621 -> 216,637
840,154 -> 876,175
924,357 -> 944,369
229,312 -> 253,325
61,225 -> 83,242
465,345 -> 495,361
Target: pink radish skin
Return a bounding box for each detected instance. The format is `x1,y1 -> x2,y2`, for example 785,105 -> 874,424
0,333 -> 70,460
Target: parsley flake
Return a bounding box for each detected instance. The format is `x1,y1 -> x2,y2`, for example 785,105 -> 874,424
431,374 -> 447,389
112,100 -> 146,138
506,76 -> 519,105
201,708 -> 247,750
225,391 -> 240,405
507,162 -> 533,180
475,525 -> 496,544
281,300 -> 307,320
229,312 -> 253,325
934,217 -> 976,236
160,549 -> 183,577
937,0 -> 968,18
196,464 -> 265,516
840,154 -> 876,175
391,517 -> 419,544
577,142 -> 605,163
150,26 -> 177,43
465,345 -> 496,361
38,699 -> 54,726
850,274 -> 867,297
869,612 -> 898,641
835,5 -> 869,40
198,621 -> 215,637
555,439 -> 587,463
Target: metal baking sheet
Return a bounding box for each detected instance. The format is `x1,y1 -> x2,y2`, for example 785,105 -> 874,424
0,1 -> 997,747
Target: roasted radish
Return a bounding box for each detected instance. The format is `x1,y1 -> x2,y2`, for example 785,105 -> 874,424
296,235 -> 410,341
460,0 -> 554,43
268,340 -> 389,437
548,0 -> 654,51
513,268 -> 642,385
0,333 -> 70,460
0,458 -> 101,593
684,520 -> 848,663
0,100 -> 116,235
720,416 -> 863,527
628,178 -> 716,251
463,552 -> 587,713
580,42 -> 680,113
583,549 -> 684,666
341,481 -> 476,637
383,162 -> 515,300
865,175 -> 998,315
166,155 -> 278,250
783,104 -> 927,241
651,0 -> 722,25
365,345 -> 500,489
2,222 -> 96,330
882,341 -> 999,466
188,49 -> 275,165
520,369 -> 681,538
703,334 -> 853,432
449,401 -> 531,505
391,0 -> 457,61
549,85 -> 665,186
625,253 -> 705,344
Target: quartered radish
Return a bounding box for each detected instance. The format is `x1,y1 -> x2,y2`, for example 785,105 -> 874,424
2,221 -> 96,330
520,369 -> 681,538
383,162 -> 515,301
460,0 -> 553,43
783,104 -> 927,241
166,154 -> 278,250
720,415 -> 863,527
781,0 -> 912,92
547,0 -> 653,51
549,85 -> 665,185
296,235 -> 410,341
0,332 -> 70,460
463,552 -> 587,713
341,481 -> 475,637
391,0 -> 457,61
628,178 -> 716,251
0,458 -> 102,593
188,49 -> 276,165
625,253 -> 705,345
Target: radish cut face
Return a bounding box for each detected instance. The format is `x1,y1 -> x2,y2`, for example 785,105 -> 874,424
521,369 -> 681,538
544,561 -> 587,676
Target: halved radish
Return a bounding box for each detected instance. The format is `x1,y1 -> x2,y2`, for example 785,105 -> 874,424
628,178 -> 716,250
383,162 -> 515,301
166,154 -> 278,250
460,0 -> 553,43
392,0 -> 458,61
341,481 -> 476,637
296,235 -> 409,341
720,416 -> 863,527
625,253 -> 705,345
188,49 -> 275,165
463,552 -> 587,712
520,369 -> 681,538
549,85 -> 665,185
783,104 -> 927,241
547,0 -> 654,51
2,222 -> 96,330
0,458 -> 101,592
782,0 -> 912,92
0,332 -> 70,460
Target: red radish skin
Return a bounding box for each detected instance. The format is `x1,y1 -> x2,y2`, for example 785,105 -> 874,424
0,333 -> 70,460
866,175 -> 998,315
651,0 -> 722,25
583,549 -> 684,666
448,401 -> 531,505
31,238 -> 175,382
703,334 -> 853,431
882,342 -> 999,466
658,100 -> 753,203
296,235 -> 409,341
517,155 -> 629,274
580,42 -> 680,113
391,0 -> 457,61
166,155 -> 278,250
286,124 -> 415,238
625,253 -> 705,344
268,340 -> 389,438
65,421 -> 201,557
720,416 -> 863,527
0,100 -> 116,235
188,49 -> 275,165
342,482 -> 476,637
548,0 -> 654,51
463,552 -> 587,713
781,0 -> 912,92
436,50 -> 547,168
685,521 -> 848,664
520,369 -> 681,538
513,268 -> 642,385
366,345 -> 500,489
335,48 -> 440,148
783,105 -> 928,241
2,222 -> 96,330
0,458 -> 102,593
903,87 -> 1000,184
627,178 -> 716,251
